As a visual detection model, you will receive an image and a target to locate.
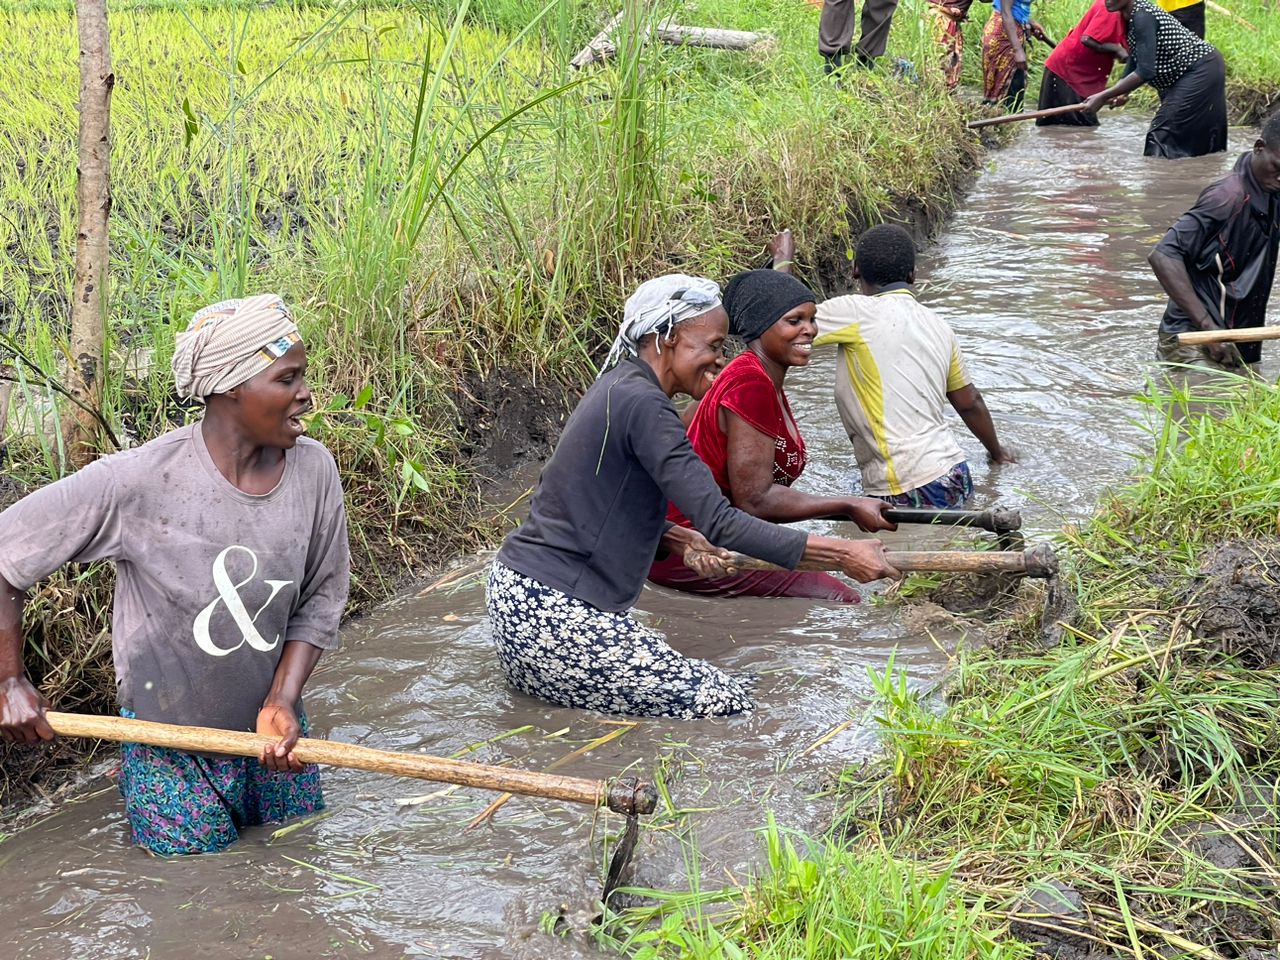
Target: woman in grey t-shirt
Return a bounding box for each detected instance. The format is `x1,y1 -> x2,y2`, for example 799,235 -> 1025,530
0,295 -> 350,855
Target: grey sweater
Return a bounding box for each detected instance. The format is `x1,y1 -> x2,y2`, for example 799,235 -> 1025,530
498,357 -> 807,612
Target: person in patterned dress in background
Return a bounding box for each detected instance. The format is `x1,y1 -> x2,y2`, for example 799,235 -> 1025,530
927,0 -> 973,89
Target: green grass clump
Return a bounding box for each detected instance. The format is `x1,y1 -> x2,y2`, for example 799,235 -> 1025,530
848,380 -> 1280,957
601,815 -> 1029,959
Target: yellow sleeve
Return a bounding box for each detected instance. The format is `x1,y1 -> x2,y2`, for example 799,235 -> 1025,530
813,296 -> 872,346
945,341 -> 971,393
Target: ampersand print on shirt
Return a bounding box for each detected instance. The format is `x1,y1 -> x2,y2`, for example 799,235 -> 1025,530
193,545 -> 294,657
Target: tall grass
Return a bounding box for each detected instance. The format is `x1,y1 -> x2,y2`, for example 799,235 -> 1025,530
0,0 -> 978,515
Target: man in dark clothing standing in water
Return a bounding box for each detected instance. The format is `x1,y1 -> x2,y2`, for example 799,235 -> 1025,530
819,0 -> 900,72
1152,112 -> 1280,372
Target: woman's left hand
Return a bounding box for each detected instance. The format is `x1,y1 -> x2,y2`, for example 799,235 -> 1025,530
683,531 -> 738,579
847,498 -> 898,533
256,701 -> 304,774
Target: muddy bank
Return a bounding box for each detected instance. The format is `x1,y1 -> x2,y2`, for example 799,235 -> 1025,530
845,526 -> 1280,960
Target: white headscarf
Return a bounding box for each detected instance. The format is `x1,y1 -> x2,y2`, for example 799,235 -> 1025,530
601,274 -> 722,373
171,294 -> 301,402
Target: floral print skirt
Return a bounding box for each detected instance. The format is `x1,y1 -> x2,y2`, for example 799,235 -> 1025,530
119,708 -> 324,855
486,560 -> 754,720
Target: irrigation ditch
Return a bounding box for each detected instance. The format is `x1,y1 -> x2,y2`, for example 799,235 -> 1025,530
2,0 -> 1280,957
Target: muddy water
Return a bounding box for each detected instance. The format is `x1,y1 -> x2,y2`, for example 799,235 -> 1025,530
3,117 -> 1277,960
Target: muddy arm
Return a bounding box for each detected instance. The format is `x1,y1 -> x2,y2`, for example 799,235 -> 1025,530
0,575 -> 54,743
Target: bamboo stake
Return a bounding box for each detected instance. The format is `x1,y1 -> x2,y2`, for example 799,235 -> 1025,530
45,712 -> 655,815
967,101 -> 1087,129
63,0 -> 114,468
1176,327 -> 1280,345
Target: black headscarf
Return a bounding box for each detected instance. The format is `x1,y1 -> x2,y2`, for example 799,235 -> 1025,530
722,269 -> 816,344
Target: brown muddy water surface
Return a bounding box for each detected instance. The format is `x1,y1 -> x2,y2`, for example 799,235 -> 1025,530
2,117 -> 1277,960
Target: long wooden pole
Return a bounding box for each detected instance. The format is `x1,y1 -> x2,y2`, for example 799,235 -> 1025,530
572,14 -> 773,67
1205,0 -> 1258,31
45,712 -> 656,815
723,545 -> 1059,579
883,506 -> 1022,535
967,101 -> 1087,130
1176,327 -> 1280,345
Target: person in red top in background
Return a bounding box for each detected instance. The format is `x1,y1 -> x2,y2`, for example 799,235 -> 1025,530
1036,0 -> 1129,126
648,269 -> 895,602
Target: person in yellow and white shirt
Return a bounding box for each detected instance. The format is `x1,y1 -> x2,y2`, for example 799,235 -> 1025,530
771,225 -> 1015,508
1155,0 -> 1204,37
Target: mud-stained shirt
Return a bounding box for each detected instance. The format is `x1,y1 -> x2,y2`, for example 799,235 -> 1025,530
813,285 -> 971,498
0,424 -> 350,732
1154,151 -> 1280,365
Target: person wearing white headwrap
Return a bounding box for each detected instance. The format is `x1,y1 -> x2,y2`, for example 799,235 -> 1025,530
489,275 -> 901,720
0,294 -> 350,856
601,274 -> 724,372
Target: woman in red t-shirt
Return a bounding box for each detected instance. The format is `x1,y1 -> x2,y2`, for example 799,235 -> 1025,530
1036,0 -> 1128,126
648,270 -> 895,601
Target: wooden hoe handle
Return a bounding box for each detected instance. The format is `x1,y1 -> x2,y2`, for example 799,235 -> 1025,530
882,506 -> 1022,535
45,712 -> 657,816
966,102 -> 1087,129
726,543 -> 1058,579
1176,327 -> 1280,345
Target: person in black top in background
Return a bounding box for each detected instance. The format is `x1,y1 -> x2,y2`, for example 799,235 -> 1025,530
488,275 -> 899,720
1082,0 -> 1225,158
1152,113 -> 1280,372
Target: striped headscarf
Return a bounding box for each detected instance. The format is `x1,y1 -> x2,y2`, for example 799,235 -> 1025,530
601,275 -> 722,374
172,294 -> 301,402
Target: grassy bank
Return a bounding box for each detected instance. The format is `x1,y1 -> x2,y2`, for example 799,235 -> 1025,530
603,379 -> 1280,957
